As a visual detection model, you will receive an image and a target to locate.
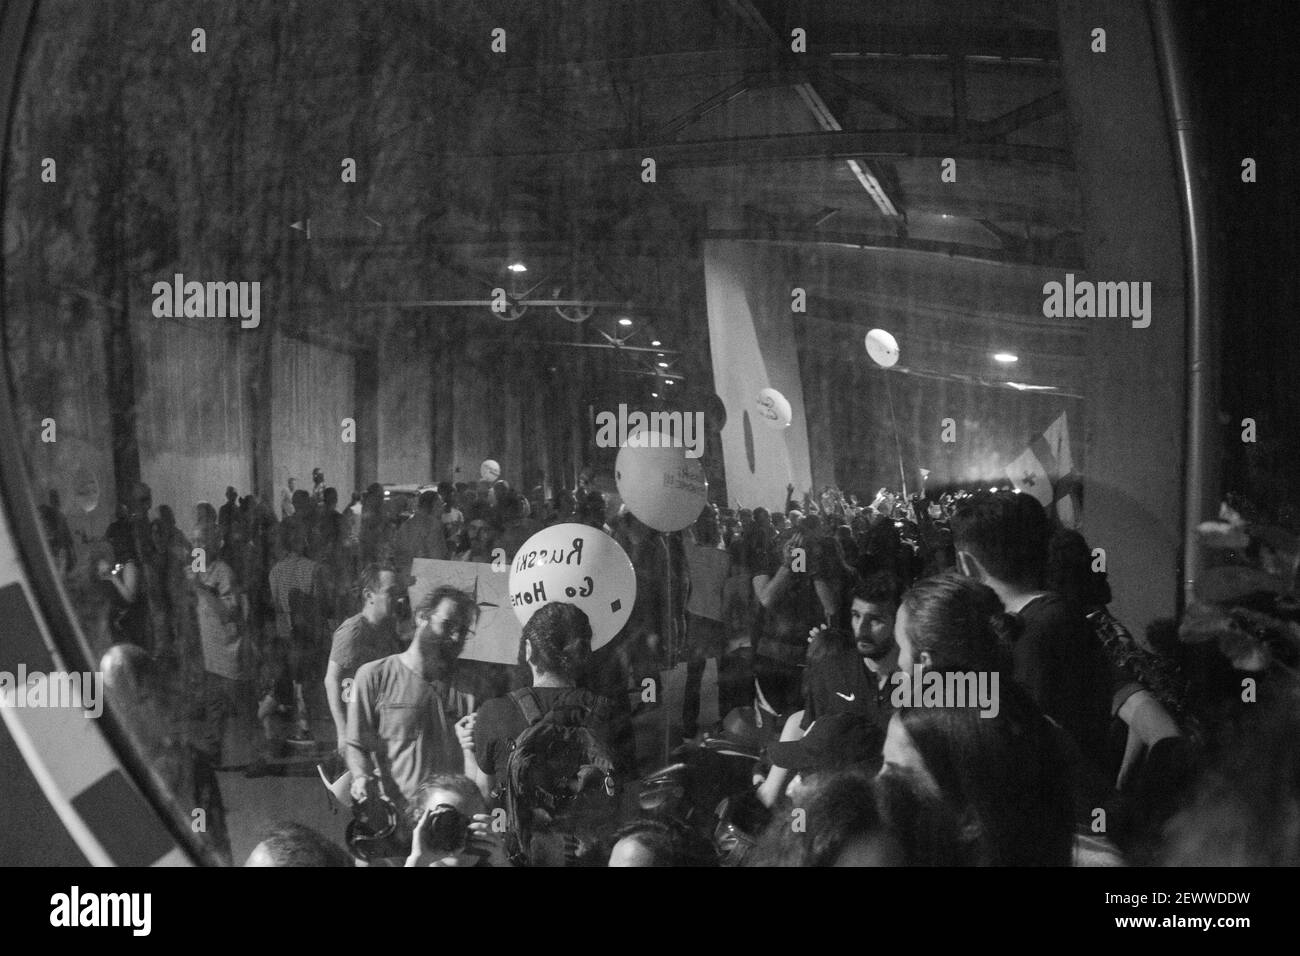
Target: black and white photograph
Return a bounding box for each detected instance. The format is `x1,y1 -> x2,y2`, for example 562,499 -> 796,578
0,0 -> 1294,932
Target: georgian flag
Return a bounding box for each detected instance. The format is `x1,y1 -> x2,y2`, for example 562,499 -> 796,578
1008,412 -> 1080,526
1008,446 -> 1053,508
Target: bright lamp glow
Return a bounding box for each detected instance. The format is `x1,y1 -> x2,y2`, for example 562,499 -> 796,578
650,340 -> 661,347
993,352 -> 1018,363
507,262 -> 527,273
657,361 -> 668,368
618,317 -> 633,327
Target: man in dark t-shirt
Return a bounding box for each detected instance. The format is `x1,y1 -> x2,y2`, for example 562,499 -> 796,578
1014,592 -> 1119,772
951,492 -> 1115,771
802,572 -> 903,739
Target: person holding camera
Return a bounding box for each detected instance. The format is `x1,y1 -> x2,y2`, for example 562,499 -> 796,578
750,516 -> 841,723
404,773 -> 510,867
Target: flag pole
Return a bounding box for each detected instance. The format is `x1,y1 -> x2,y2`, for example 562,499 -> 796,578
884,372 -> 909,500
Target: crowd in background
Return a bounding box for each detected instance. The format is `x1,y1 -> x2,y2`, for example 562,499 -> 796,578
34,467 -> 1300,868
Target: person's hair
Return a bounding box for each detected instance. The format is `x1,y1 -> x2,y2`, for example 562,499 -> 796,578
578,491 -> 606,526
749,769 -> 896,867
409,773 -> 485,827
522,601 -> 593,680
853,570 -> 903,610
418,490 -> 440,512
895,691 -> 1074,866
872,765 -> 973,866
464,500 -> 499,531
899,572 -> 1018,672
280,518 -> 309,556
251,822 -> 353,867
324,486 -> 338,506
292,488 -> 311,509
609,817 -> 717,867
693,508 -> 720,546
356,563 -> 395,601
497,489 -> 525,523
413,585 -> 478,637
949,491 -> 1049,589
194,501 -> 216,525
1047,528 -> 1111,608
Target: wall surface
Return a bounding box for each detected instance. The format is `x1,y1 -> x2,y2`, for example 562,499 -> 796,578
1057,0 -> 1188,633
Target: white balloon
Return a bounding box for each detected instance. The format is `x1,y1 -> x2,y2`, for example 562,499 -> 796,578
480,459 -> 501,482
615,430 -> 709,533
865,328 -> 900,368
755,387 -> 793,429
508,523 -> 636,649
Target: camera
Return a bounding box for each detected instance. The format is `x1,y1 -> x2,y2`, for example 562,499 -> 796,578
424,804 -> 470,853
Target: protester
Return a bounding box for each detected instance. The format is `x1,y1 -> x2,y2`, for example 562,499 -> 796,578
268,521 -> 335,743
949,492 -> 1114,770
460,601 -> 621,799
324,564 -> 405,755
345,585 -> 479,817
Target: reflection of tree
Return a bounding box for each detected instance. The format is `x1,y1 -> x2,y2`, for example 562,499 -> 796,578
7,0 -> 490,506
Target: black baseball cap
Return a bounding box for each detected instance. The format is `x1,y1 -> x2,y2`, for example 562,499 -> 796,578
766,711 -> 884,776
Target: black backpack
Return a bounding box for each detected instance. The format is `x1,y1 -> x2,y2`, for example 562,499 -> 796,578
501,687 -> 619,866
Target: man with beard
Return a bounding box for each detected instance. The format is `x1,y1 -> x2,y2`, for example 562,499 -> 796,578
345,585 -> 479,816
756,572 -> 900,809
801,571 -> 903,731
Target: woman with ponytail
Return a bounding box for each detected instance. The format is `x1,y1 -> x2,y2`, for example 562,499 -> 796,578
882,572 -> 1117,865
457,602 -> 619,801
893,572 -> 1018,676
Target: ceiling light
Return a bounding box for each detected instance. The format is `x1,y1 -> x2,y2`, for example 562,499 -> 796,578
657,361 -> 668,368
650,340 -> 661,347
507,262 -> 527,273
664,379 -> 674,385
618,317 -> 633,327
651,392 -> 659,398
993,352 -> 1018,363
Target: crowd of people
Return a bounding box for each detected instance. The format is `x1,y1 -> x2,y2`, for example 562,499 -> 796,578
38,466 -> 1300,867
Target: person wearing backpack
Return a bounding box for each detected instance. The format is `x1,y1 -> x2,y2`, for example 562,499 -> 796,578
458,601 -> 623,865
